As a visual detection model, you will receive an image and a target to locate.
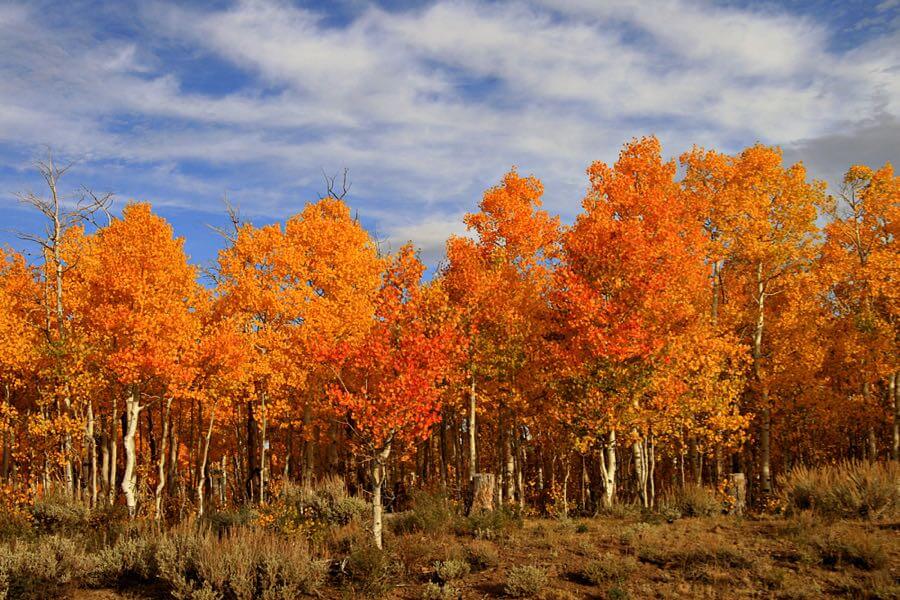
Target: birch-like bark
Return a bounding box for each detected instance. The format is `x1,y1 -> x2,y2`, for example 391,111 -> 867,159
468,375 -> 477,480
754,262 -> 772,494
196,399 -> 219,517
598,431 -> 617,507
122,387 -> 142,517
154,397 -> 173,521
372,440 -> 393,549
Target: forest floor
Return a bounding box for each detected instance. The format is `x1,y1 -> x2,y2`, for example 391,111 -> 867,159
68,513 -> 899,599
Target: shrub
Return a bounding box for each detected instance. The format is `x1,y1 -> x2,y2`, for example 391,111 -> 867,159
580,553 -> 637,585
0,508 -> 32,542
457,505 -> 523,540
86,534 -> 160,587
205,506 -> 258,534
805,524 -> 887,571
268,476 -> 368,535
393,490 -> 457,535
465,539 -> 500,570
344,542 -> 397,597
29,490 -> 90,534
0,535 -> 89,599
434,559 -> 470,583
778,460 -> 899,520
663,484 -> 722,518
422,581 -> 460,600
504,566 -> 548,598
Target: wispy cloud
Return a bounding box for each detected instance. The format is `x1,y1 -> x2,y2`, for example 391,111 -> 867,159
0,0 -> 897,268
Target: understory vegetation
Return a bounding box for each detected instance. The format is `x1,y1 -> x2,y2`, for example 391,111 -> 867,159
1,462 -> 897,599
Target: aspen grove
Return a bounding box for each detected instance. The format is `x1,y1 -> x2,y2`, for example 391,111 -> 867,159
1,137 -> 897,547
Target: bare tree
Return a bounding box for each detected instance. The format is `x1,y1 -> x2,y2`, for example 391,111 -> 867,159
14,149 -> 112,499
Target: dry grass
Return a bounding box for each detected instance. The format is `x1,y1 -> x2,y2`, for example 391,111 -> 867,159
5,481 -> 900,599
778,460 -> 900,520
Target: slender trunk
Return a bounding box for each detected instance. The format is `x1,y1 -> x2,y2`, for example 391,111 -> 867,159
87,402 -> 97,507
648,435 -> 656,508
100,431 -> 109,498
303,402 -> 313,485
167,423 -> 178,500
246,400 -> 258,502
260,393 -> 268,504
196,399 -> 219,517
517,441 -> 526,510
439,412 -> 448,489
109,397 -> 118,504
468,375 -> 477,480
372,440 -> 392,549
154,398 -> 173,521
688,436 -> 701,485
505,424 -> 515,503
2,386 -> 10,482
754,263 -> 772,494
891,373 -> 899,461
562,457 -> 570,518
122,387 -> 142,517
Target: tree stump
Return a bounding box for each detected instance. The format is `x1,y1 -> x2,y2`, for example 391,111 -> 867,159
727,472 -> 746,516
469,473 -> 496,515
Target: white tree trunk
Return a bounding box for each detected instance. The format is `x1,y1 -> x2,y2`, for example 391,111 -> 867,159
891,373 -> 898,461
109,397 -> 118,505
372,441 -> 392,550
121,388 -> 142,517
154,397 -> 173,521
86,402 -> 97,507
196,399 -> 219,517
633,436 -> 649,508
754,263 -> 772,494
468,376 -> 477,480
599,431 -> 617,507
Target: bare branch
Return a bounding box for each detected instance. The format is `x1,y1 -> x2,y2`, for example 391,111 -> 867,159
319,168 -> 352,200
207,192 -> 243,243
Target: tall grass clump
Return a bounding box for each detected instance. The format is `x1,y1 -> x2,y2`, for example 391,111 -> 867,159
156,525 -> 326,599
778,460 -> 899,519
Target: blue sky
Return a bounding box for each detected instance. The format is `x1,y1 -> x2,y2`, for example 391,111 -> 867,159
0,0 -> 898,272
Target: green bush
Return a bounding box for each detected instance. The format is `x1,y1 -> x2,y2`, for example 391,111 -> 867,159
434,559 -> 470,583
580,553 -> 637,585
778,460 -> 899,520
456,505 -> 523,540
344,542 -> 397,597
86,534 -> 160,587
29,491 -> 90,534
664,484 -> 722,518
272,476 -> 368,533
205,506 -> 258,534
393,490 -> 457,535
465,539 -> 500,570
504,565 -> 548,598
422,581 -> 459,600
0,508 -> 32,542
0,535 -> 89,599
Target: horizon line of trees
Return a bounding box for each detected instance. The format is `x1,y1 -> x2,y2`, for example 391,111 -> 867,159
0,137 -> 896,547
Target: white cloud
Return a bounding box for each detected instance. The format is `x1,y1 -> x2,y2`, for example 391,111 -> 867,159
0,0 -> 896,270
